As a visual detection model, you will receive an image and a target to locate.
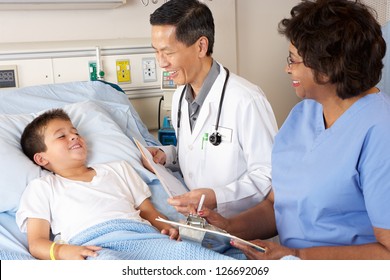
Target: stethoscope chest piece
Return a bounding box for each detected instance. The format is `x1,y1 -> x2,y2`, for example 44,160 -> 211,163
208,132 -> 222,146
176,67 -> 230,151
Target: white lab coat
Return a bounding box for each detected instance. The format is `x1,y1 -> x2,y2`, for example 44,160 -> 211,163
161,63 -> 278,217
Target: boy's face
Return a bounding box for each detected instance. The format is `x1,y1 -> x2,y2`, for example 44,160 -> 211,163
35,119 -> 88,171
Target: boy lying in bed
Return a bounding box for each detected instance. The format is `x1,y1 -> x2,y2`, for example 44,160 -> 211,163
15,108 -> 185,260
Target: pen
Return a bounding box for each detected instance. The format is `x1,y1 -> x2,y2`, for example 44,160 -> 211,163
201,133 -> 208,149
197,194 -> 205,214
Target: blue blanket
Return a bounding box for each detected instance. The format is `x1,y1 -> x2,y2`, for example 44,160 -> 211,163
0,250 -> 35,260
69,219 -> 235,260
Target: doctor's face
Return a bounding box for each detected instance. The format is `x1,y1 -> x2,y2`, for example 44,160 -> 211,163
151,25 -> 202,86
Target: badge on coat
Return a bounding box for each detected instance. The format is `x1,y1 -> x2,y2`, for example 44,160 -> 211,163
210,126 -> 233,143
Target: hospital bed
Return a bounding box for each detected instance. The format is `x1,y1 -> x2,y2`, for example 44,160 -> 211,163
0,81 -> 235,260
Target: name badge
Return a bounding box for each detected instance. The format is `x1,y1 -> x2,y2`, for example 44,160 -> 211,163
211,126 -> 233,143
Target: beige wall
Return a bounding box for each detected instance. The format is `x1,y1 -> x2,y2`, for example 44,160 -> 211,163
236,0 -> 301,127
0,0 -> 237,71
0,0 -> 300,127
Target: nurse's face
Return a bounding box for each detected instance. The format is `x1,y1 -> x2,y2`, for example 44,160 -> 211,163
151,25 -> 203,86
285,44 -> 320,100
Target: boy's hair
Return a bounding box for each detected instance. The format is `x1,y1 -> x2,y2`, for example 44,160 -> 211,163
150,0 -> 215,56
21,108 -> 71,162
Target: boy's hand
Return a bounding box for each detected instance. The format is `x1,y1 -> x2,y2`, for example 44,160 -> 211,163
57,244 -> 102,260
161,227 -> 180,241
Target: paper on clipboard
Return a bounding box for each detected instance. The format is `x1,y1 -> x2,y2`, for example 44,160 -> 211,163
134,138 -> 187,198
155,216 -> 265,253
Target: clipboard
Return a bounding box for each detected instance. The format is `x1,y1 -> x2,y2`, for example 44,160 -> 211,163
133,138 -> 187,198
156,216 -> 265,253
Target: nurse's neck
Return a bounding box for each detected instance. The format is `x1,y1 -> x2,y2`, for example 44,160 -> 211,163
322,87 -> 379,129
190,57 -> 213,98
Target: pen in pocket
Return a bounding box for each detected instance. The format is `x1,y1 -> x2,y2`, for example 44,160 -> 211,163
201,133 -> 208,150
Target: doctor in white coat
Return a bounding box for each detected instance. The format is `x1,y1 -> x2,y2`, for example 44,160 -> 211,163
148,0 -> 278,218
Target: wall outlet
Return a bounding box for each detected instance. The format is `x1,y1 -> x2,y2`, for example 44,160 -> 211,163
142,57 -> 157,82
116,59 -> 131,83
88,61 -> 97,81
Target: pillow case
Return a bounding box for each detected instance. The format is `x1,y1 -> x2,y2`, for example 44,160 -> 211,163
0,100 -> 157,213
0,113 -> 41,213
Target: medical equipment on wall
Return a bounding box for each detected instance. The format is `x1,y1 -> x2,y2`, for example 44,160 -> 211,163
176,67 -> 230,147
0,65 -> 19,89
95,46 -> 105,81
158,115 -> 176,145
158,70 -> 177,145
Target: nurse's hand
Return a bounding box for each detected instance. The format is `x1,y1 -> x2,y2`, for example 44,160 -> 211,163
230,239 -> 298,260
168,188 -> 216,216
196,206 -> 230,231
142,147 -> 166,173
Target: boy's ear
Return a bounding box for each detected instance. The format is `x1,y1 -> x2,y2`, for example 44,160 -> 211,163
33,153 -> 49,167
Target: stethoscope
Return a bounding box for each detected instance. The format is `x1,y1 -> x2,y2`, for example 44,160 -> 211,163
173,67 -> 230,164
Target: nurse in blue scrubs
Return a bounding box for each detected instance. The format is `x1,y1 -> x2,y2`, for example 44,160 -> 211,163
198,0 -> 390,259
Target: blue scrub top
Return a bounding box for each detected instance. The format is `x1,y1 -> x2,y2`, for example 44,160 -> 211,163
272,92 -> 390,249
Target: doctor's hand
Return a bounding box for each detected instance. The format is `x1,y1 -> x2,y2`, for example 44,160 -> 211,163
168,188 -> 216,216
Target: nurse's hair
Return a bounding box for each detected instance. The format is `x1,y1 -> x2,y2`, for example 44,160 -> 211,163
150,0 -> 215,56
21,108 -> 71,163
278,0 -> 386,99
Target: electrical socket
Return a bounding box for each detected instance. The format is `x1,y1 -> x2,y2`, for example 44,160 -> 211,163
116,59 -> 131,83
142,57 -> 157,82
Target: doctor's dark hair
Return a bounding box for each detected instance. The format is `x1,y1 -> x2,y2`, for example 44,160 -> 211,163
278,0 -> 386,99
21,108 -> 71,163
150,0 -> 215,56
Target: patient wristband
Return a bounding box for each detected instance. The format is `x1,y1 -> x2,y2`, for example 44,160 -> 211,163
50,240 -> 66,260
49,241 -> 57,260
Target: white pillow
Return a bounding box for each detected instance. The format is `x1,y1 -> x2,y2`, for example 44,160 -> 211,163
0,101 -> 157,213
63,101 -> 155,182
0,113 -> 42,212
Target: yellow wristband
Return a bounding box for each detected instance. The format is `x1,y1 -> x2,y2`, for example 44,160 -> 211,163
49,241 -> 57,260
